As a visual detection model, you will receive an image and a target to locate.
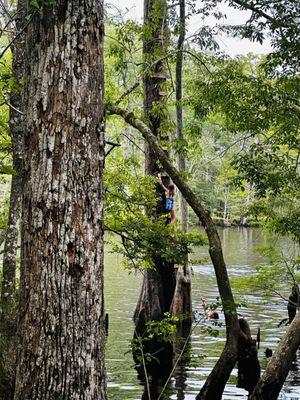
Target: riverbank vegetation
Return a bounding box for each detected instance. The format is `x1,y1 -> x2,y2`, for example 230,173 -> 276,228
0,0 -> 299,399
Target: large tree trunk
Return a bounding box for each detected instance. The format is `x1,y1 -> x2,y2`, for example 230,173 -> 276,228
13,1 -> 106,399
134,0 -> 176,331
133,2 -> 176,393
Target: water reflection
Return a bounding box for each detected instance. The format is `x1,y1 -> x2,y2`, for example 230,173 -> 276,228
105,228 -> 300,399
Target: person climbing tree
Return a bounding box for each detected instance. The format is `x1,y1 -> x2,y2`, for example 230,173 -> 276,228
158,172 -> 176,223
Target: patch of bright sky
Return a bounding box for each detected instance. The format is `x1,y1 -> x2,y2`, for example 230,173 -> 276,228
105,0 -> 273,56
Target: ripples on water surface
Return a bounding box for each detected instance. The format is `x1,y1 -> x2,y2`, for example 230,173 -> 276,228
105,228 -> 300,399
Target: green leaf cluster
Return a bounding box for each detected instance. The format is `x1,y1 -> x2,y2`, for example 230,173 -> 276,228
105,152 -> 206,269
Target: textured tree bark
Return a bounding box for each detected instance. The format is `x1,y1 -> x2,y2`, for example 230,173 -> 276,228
13,1 -> 106,399
170,265 -> 192,338
134,0 -> 176,332
133,2 -> 177,391
143,0 -> 169,170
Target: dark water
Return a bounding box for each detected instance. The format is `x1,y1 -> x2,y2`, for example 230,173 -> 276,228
105,228 -> 300,399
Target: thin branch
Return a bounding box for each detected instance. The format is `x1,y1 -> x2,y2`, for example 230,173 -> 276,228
115,82 -> 140,106
104,225 -> 135,243
140,343 -> 152,400
279,248 -> 299,290
0,8 -> 21,38
105,140 -> 121,157
182,50 -> 212,75
202,131 -> 255,166
120,130 -> 145,153
229,0 -> 284,26
0,12 -> 34,60
105,188 -> 144,212
121,235 -> 140,270
114,49 -> 212,104
0,0 -> 13,20
1,97 -> 24,115
104,33 -> 131,54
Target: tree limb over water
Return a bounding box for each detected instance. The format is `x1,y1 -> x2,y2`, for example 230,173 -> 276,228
108,104 -> 300,400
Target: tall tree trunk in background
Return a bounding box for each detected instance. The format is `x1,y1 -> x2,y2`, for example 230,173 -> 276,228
13,1 -> 106,399
134,0 -> 176,332
0,1 -> 25,398
176,0 -> 188,233
0,0 -> 24,336
133,1 -> 176,393
170,0 -> 192,339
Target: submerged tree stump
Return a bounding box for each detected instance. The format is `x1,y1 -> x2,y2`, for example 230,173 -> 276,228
288,284 -> 300,323
237,319 -> 261,393
170,265 -> 192,339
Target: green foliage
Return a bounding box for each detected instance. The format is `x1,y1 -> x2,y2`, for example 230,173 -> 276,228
129,312 -> 189,367
105,20 -> 259,227
105,6 -> 299,306
105,21 -> 143,108
188,53 -> 300,237
200,0 -> 300,75
105,154 -> 206,269
233,264 -> 293,295
232,243 -> 300,300
142,0 -> 168,42
205,325 -> 220,337
146,312 -> 182,342
108,20 -> 142,73
190,57 -> 299,135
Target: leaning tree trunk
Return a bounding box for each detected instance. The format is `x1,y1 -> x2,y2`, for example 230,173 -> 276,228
13,1 -> 106,399
110,106 -> 261,399
112,106 -> 300,397
134,0 -> 176,331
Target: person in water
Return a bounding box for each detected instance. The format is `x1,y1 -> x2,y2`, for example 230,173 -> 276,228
158,172 -> 175,223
